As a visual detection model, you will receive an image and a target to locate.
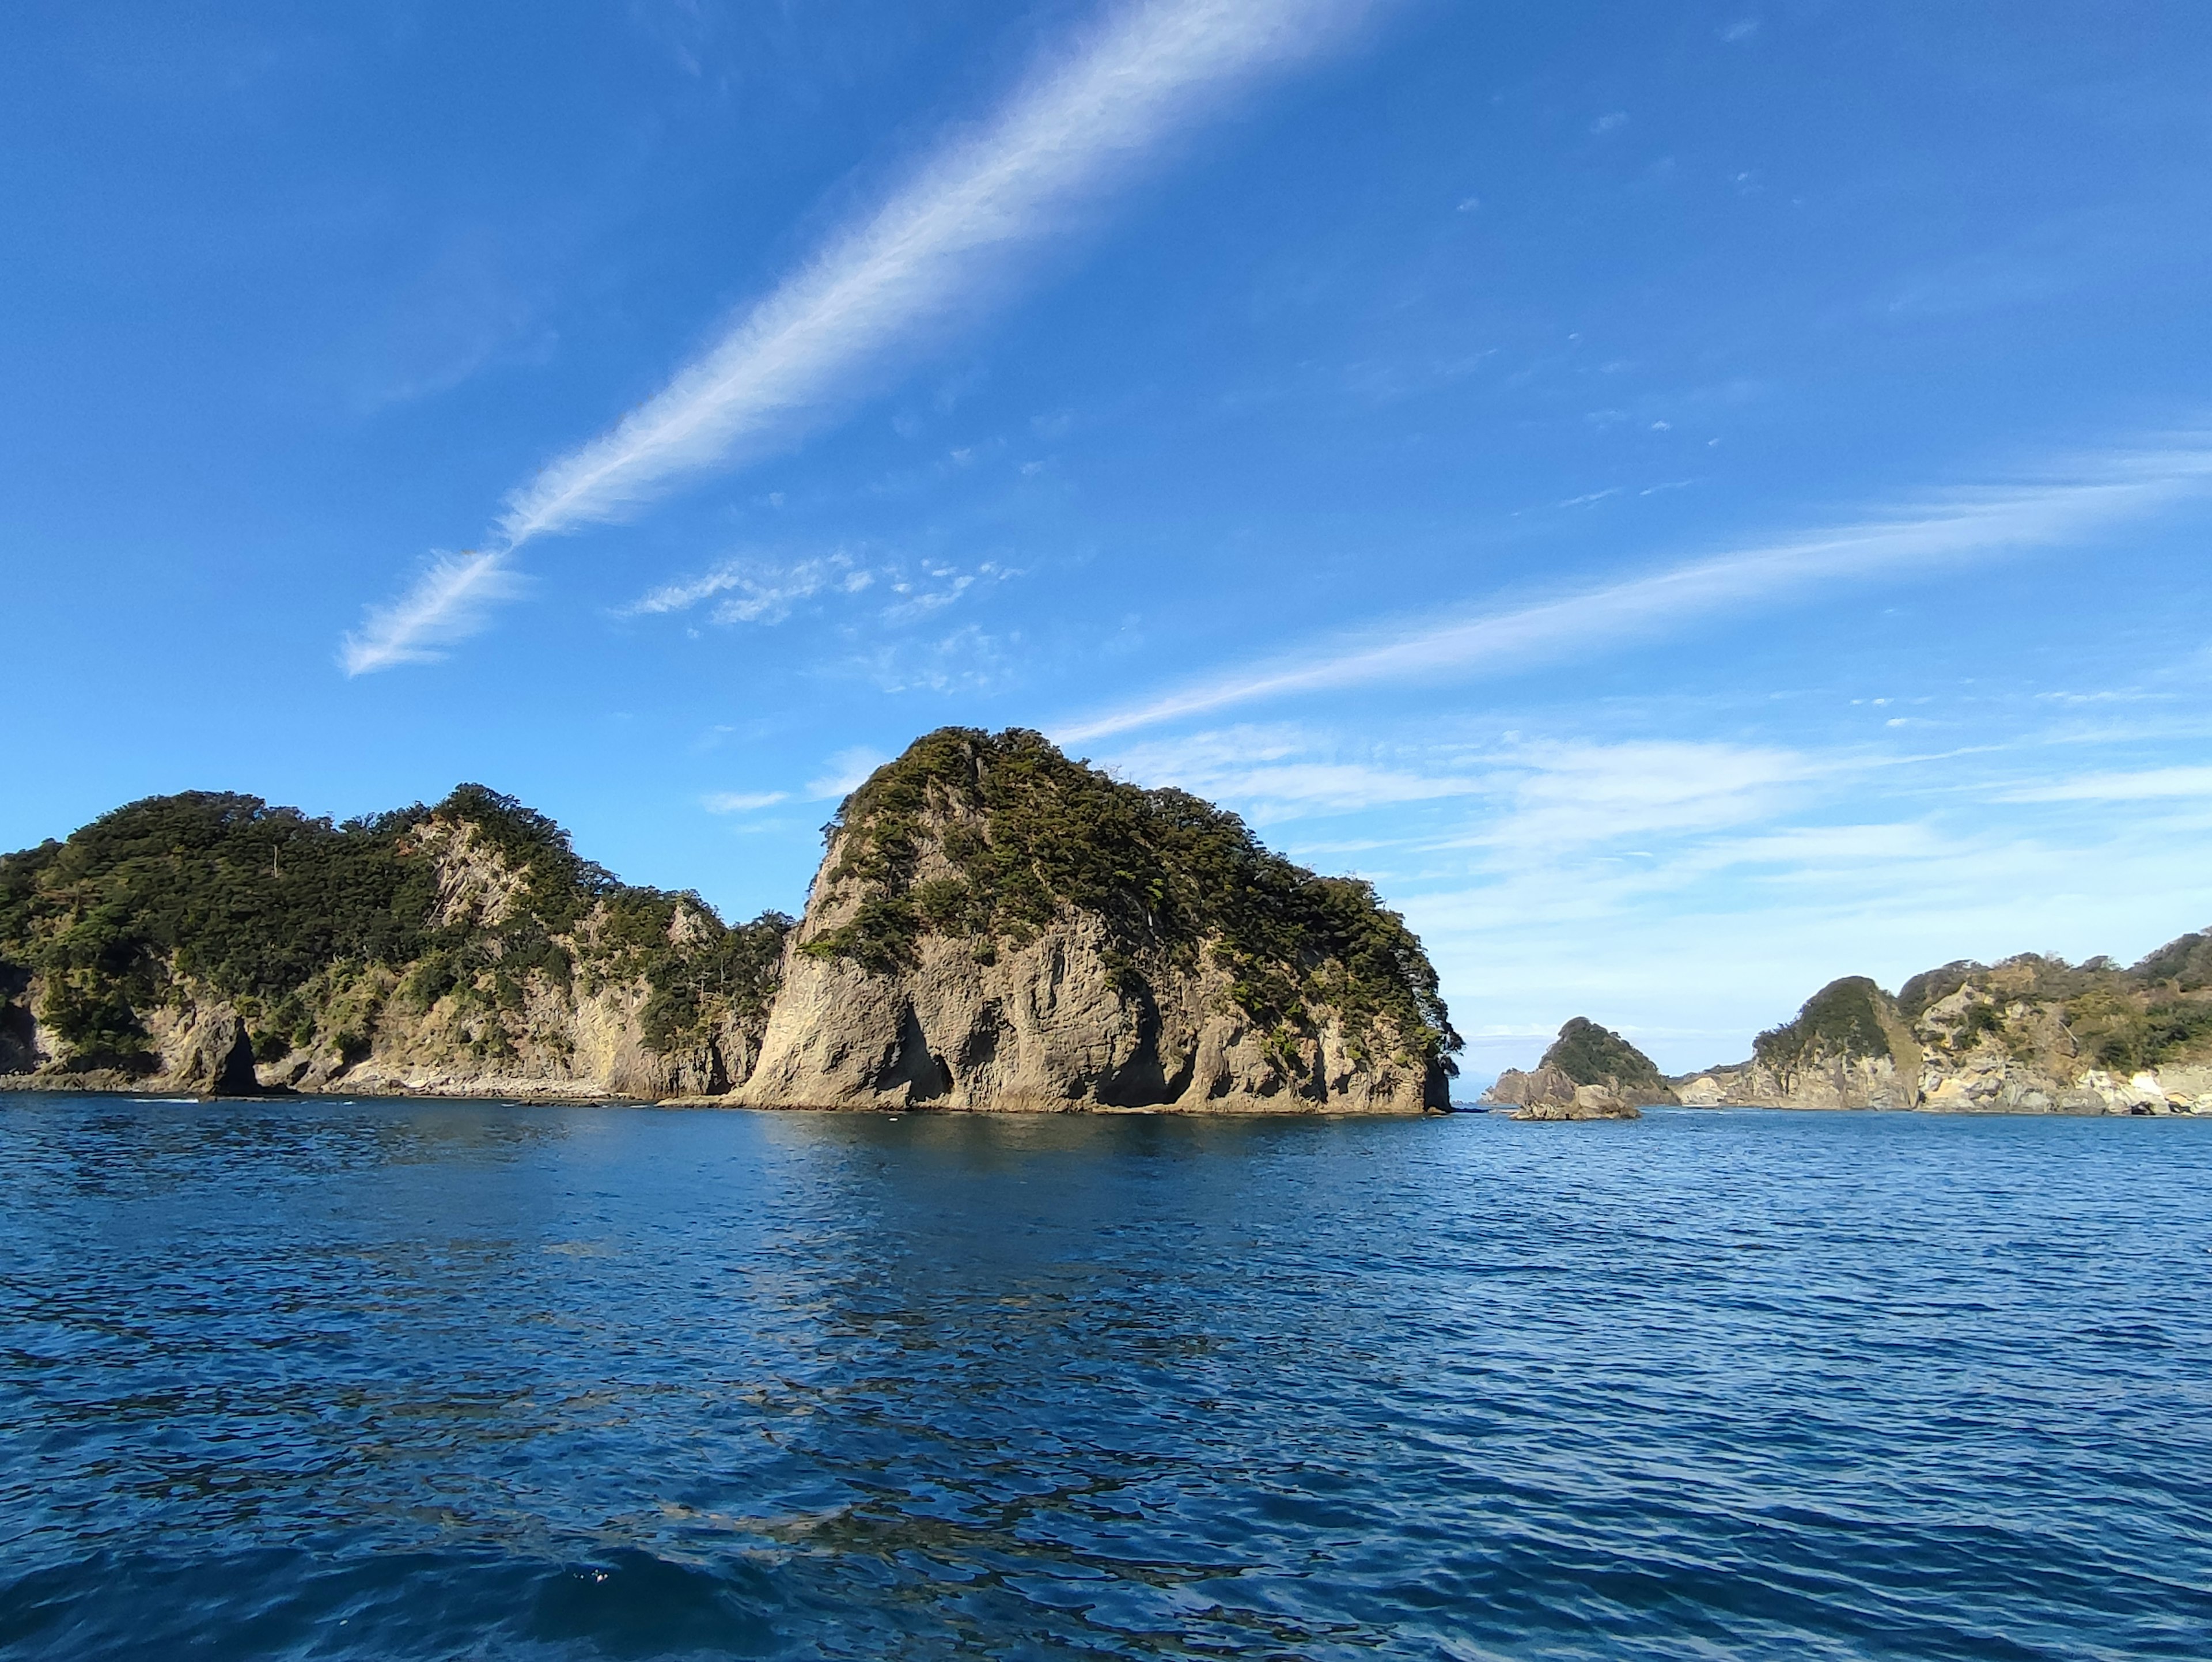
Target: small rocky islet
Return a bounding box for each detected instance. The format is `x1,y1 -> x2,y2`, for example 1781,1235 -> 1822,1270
1480,1017 -> 1670,1120
0,728 -> 1459,1112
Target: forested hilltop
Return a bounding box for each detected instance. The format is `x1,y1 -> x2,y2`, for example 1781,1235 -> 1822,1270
743,728 -> 1460,1112
0,729 -> 1463,1112
1676,940 -> 2212,1114
0,787 -> 789,1097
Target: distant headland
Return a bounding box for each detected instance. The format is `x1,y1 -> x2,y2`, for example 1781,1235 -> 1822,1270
1490,945 -> 2212,1119
0,728 -> 1460,1113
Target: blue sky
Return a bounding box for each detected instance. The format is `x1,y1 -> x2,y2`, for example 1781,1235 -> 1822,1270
7,0 -> 2212,1077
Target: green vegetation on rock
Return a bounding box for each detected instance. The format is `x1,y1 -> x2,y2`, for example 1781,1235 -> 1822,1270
1541,1016 -> 1669,1097
804,728 -> 1461,1072
0,786 -> 790,1077
1893,943 -> 2212,1073
1752,975 -> 1896,1077
2064,981 -> 2212,1072
2130,931 -> 2212,991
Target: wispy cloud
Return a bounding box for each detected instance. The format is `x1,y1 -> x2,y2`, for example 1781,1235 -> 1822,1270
499,0 -> 1373,548
623,551 -> 1016,628
626,552 -> 876,624
340,0 -> 1380,674
1052,440 -> 2212,742
806,745 -> 892,801
1100,725 -> 1486,819
339,551 -> 520,676
702,790 -> 789,813
847,622 -> 1022,694
2001,764 -> 2212,802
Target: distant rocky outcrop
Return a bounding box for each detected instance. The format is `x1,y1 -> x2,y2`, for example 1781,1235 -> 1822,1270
1480,1017 -> 1666,1119
738,728 -> 1460,1112
0,786 -> 789,1099
1674,942 -> 2212,1114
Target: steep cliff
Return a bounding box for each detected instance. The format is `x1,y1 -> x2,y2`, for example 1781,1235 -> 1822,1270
738,728 -> 1460,1112
0,788 -> 788,1098
1676,941 -> 2212,1114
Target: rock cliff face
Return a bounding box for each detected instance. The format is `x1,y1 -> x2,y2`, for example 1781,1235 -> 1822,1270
738,729 -> 1460,1112
1480,1017 -> 1665,1119
0,787 -> 787,1099
1675,943 -> 2212,1114
0,736 -> 1461,1113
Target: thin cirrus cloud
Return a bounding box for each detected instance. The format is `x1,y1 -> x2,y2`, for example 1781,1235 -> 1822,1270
339,550 -> 521,676
339,0 -> 1384,675
702,790 -> 790,813
1051,438 -> 2212,743
2000,764 -> 2212,802
623,551 -> 1016,629
626,553 -> 877,625
806,746 -> 892,800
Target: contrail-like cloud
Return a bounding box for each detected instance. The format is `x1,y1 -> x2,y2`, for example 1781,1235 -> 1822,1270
342,0 -> 1380,675
340,550 -> 518,676
1051,441 -> 2212,743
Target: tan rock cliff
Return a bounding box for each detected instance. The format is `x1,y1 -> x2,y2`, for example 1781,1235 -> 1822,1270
1674,944 -> 2212,1114
0,786 -> 786,1100
738,729 -> 1459,1113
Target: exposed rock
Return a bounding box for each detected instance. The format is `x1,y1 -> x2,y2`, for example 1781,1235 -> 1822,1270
1,740 -> 1461,1114
150,1002 -> 262,1096
0,968 -> 40,1075
1482,1063 -> 1641,1121
1673,944 -> 2212,1114
0,786 -> 789,1101
1483,1016 -> 1670,1117
738,729 -> 1460,1112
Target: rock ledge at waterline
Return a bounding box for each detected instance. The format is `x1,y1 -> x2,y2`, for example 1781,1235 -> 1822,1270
1,730 -> 1463,1114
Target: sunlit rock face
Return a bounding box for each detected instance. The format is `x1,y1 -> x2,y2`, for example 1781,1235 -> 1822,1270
739,728 -> 1459,1114
1480,1019 -> 1664,1120
1671,943 -> 2212,1114
0,786 -> 788,1101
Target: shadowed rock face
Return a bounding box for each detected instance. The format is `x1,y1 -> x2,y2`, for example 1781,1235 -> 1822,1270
1479,1017 -> 1664,1120
740,729 -> 1460,1114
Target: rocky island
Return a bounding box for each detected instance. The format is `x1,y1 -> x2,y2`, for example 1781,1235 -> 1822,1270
0,728 -> 1461,1112
1480,1017 -> 1672,1119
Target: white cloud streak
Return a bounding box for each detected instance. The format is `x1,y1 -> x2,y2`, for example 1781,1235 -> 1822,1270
339,551 -> 519,676
2002,765 -> 2212,802
499,0 -> 1374,549
1052,441 -> 2212,742
340,0 -> 1378,674
626,553 -> 876,624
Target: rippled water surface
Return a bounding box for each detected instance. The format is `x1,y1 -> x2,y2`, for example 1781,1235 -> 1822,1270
2,1094 -> 2208,1660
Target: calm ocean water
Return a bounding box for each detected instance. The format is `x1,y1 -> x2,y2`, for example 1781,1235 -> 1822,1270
1,1094 -> 2206,1660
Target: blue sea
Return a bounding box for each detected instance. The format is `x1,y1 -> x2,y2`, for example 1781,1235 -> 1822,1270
1,1094 -> 2207,1660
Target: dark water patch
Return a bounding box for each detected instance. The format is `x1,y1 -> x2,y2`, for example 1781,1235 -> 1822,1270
1,1096 -> 2209,1658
